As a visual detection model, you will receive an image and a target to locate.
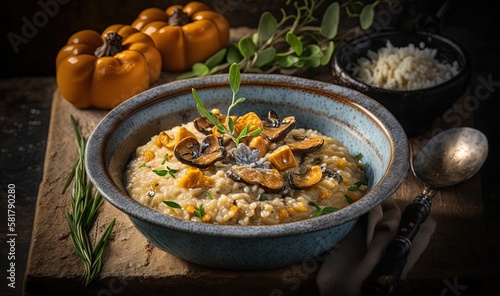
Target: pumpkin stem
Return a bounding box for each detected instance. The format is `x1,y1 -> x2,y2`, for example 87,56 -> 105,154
168,8 -> 190,26
94,32 -> 123,57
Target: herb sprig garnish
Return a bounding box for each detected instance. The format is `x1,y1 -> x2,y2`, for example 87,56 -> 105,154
153,166 -> 178,178
309,201 -> 338,217
192,63 -> 262,145
348,180 -> 368,191
193,204 -> 206,221
163,200 -> 182,209
62,115 -> 116,287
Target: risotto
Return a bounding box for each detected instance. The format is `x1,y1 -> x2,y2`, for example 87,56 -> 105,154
125,109 -> 368,226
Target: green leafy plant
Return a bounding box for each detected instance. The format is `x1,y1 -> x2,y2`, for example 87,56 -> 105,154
192,63 -> 262,145
62,115 -> 115,287
178,0 -> 386,78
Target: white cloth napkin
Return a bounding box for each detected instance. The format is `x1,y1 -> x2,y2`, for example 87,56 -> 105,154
316,198 -> 436,296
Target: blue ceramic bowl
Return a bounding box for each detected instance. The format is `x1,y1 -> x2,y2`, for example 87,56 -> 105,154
85,74 -> 409,270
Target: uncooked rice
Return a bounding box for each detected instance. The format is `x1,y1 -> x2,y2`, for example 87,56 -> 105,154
348,40 -> 460,90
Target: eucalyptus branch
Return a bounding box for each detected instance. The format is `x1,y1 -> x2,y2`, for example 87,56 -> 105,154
177,0 -> 389,79
63,115 -> 116,287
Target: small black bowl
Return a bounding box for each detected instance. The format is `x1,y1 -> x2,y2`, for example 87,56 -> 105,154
331,30 -> 471,136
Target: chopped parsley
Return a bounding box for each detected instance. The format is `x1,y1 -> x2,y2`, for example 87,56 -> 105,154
194,204 -> 205,221
309,202 -> 338,217
153,166 -> 178,178
163,200 -> 181,209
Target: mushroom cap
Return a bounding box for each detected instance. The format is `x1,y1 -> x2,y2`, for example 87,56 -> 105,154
228,165 -> 284,192
288,165 -> 323,189
174,135 -> 227,168
287,136 -> 324,154
261,111 -> 296,142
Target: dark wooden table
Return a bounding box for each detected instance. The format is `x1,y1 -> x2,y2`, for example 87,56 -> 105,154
2,3 -> 500,295
17,80 -> 499,296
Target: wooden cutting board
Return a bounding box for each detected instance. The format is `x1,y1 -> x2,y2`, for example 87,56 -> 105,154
25,54 -> 489,295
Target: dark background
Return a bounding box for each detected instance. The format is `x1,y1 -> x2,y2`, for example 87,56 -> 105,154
1,0 -> 499,295
0,0 -> 455,78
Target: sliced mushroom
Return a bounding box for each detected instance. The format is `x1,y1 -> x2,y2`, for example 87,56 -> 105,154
193,117 -> 214,135
227,165 -> 284,193
287,136 -> 324,154
265,110 -> 281,127
323,168 -> 343,184
288,165 -> 323,189
193,110 -> 226,135
261,111 -> 296,142
174,135 -> 227,168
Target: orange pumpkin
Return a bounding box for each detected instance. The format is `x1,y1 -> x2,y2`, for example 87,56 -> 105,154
132,1 -> 230,72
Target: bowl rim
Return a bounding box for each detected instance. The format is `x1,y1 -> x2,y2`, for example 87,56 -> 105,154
85,73 -> 409,238
332,30 -> 471,94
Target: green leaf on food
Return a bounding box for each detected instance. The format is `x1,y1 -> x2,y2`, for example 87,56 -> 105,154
229,62 -> 241,94
309,201 -> 338,217
161,153 -> 169,165
344,194 -> 354,204
192,63 -> 261,146
194,204 -> 206,221
163,200 -> 182,209
233,97 -> 246,106
320,2 -> 340,39
192,88 -> 223,132
153,166 -> 178,178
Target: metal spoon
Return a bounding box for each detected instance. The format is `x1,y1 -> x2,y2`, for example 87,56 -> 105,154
362,127 -> 488,296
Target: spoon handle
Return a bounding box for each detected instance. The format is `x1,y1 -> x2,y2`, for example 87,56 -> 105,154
362,194 -> 432,296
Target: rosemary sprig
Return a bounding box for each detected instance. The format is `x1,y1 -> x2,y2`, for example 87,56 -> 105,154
62,115 -> 116,287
